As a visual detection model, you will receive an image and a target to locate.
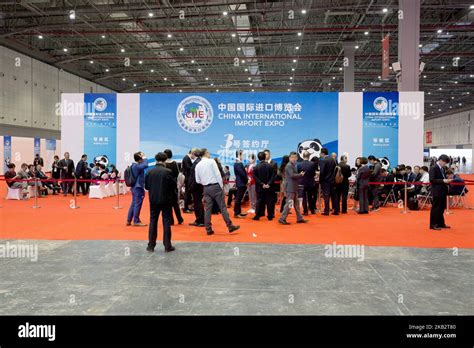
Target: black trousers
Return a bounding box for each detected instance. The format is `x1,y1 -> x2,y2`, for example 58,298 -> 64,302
335,184 -> 349,213
302,185 -> 317,214
358,186 -> 369,213
77,179 -> 90,195
192,187 -> 204,224
148,203 -> 172,250
234,186 -> 247,216
255,189 -> 275,219
170,192 -> 184,225
61,177 -> 73,194
183,179 -> 193,210
430,193 -> 447,227
321,182 -> 337,214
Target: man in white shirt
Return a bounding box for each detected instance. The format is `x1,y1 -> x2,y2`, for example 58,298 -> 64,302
195,148 -> 240,235
419,165 -> 430,194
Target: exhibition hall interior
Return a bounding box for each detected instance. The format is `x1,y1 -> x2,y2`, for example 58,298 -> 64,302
1,0 -> 473,324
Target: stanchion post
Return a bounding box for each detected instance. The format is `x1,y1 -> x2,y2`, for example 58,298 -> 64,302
113,179 -> 122,210
32,178 -> 41,209
317,183 -> 322,212
400,181 -> 409,214
71,177 -> 80,209
445,195 -> 453,215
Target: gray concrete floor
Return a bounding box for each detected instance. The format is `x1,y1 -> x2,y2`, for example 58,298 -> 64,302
0,240 -> 473,315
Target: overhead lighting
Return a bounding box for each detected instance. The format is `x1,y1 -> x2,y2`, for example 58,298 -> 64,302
419,44 -> 423,48
164,77 -> 167,81
148,12 -> 153,17
251,89 -> 254,92
454,81 -> 458,84
459,103 -> 462,106
288,88 -> 291,91
455,56 -> 460,60
223,11 -> 228,16
423,75 -> 427,78
451,96 -> 455,99
292,68 -> 295,71
138,60 -> 143,64
428,92 -> 431,95
150,69 -> 154,72
295,46 -> 299,50
191,60 -> 195,63
289,77 -> 293,80
430,104 -> 433,106
293,59 -> 297,63
437,29 -> 442,34
198,68 -> 202,72
362,88 -> 366,91
248,77 -> 251,80
470,5 -> 474,9
179,89 -> 183,92
339,67 -> 342,71
332,76 -> 336,80
382,8 -> 388,13
242,60 -> 245,63
205,77 -> 209,80
101,35 -> 106,39
133,83 -> 137,87
120,48 -> 125,52
249,83 -> 253,86
105,69 -> 109,72
63,48 -> 68,52
122,78 -> 126,81
89,60 -> 94,64
210,83 -> 214,86
355,45 -> 359,49
38,35 -> 43,39
297,32 -> 302,36
167,34 -> 172,38
231,33 -> 236,38
441,100 -> 444,103
180,47 -> 184,51
378,75 -> 381,79
301,9 -> 307,14
171,83 -> 174,87
145,89 -> 149,92
69,11 -> 75,20
328,83 -> 331,86
289,83 -> 292,86
441,66 -> 445,69
438,109 -> 442,112
216,89 -> 219,92
237,47 -> 241,51
364,31 -> 369,35
244,68 -> 248,72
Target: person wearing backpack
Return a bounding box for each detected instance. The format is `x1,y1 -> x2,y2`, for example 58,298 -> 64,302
126,151 -> 149,227
334,155 -> 352,214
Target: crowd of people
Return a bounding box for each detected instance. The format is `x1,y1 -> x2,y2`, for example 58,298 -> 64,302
3,147 -> 469,252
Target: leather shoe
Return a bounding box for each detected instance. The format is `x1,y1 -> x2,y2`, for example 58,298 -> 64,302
252,216 -> 260,221
297,219 -> 308,223
207,230 -> 215,235
321,212 -> 329,216
228,225 -> 240,233
189,222 -> 205,227
278,220 -> 290,225
134,222 -> 148,227
178,219 -> 184,225
126,222 -> 131,226
146,246 -> 154,252
165,246 -> 176,253
440,225 -> 451,229
430,225 -> 442,231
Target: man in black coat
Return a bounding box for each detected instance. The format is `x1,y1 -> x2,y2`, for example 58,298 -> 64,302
335,156 -> 352,214
75,154 -> 88,195
253,151 -> 276,221
188,148 -> 204,227
233,150 -> 248,218
298,151 -> 317,215
319,147 -> 337,215
181,149 -> 195,213
429,154 -> 452,230
58,152 -> 75,196
264,149 -> 279,205
368,155 -> 382,211
145,152 -> 176,253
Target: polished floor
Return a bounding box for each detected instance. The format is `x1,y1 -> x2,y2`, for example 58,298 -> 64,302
0,240 -> 472,315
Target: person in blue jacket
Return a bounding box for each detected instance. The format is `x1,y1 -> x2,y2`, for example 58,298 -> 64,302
126,151 -> 149,227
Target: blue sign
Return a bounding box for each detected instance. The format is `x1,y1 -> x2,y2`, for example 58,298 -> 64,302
3,135 -> 12,173
46,139 -> 56,151
84,94 -> 117,166
34,137 -> 41,156
362,92 -> 399,167
140,92 -> 339,169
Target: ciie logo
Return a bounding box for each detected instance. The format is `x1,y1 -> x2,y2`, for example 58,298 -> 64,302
373,96 -> 388,112
93,97 -> 107,112
176,96 -> 213,133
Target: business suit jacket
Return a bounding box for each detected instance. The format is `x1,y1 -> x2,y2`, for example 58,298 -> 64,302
370,161 -> 382,182
182,155 -> 192,178
253,162 -> 276,193
298,160 -> 317,187
75,159 -> 87,178
165,160 -> 180,180
319,156 -> 336,184
284,162 -> 301,194
145,163 -> 176,205
356,165 -> 371,188
338,162 -> 352,188
234,161 -> 248,188
429,164 -> 448,197
58,158 -> 75,178
188,157 -> 202,191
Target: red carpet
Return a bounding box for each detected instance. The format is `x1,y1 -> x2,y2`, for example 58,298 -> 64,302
1,176 -> 473,249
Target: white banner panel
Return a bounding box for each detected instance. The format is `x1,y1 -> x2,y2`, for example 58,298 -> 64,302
60,93 -> 84,162
117,94 -> 140,172
399,92 -> 424,167
338,92 -> 363,166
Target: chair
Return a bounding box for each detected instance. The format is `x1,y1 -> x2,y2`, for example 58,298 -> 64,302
105,182 -> 115,197
113,182 -> 126,195
417,191 -> 432,210
89,182 -> 108,199
382,187 -> 397,207
6,187 -> 22,200
449,186 -> 469,209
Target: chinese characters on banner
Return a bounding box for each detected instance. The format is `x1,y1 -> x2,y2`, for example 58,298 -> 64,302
381,35 -> 390,80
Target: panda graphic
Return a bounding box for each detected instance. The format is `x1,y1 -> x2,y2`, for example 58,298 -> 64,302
297,139 -> 323,162
93,155 -> 109,167
379,157 -> 390,170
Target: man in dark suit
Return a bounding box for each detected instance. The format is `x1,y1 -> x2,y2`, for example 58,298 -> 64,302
429,154 -> 452,230
253,151 -> 276,221
368,155 -> 382,211
188,148 -> 204,227
298,151 -> 317,215
181,150 -> 195,213
319,147 -> 337,215
335,155 -> 352,214
279,152 -> 307,225
357,157 -> 371,214
58,152 -> 75,196
145,152 -> 176,253
33,154 -> 44,167
264,149 -> 279,206
75,154 -> 88,195
233,150 -> 248,218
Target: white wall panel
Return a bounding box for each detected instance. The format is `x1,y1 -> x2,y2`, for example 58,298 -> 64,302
338,92 -> 363,166
399,92 -> 424,167
116,94 -> 140,172
60,93 -> 84,163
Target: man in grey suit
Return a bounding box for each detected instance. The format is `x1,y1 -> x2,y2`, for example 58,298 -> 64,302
279,152 -> 308,225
